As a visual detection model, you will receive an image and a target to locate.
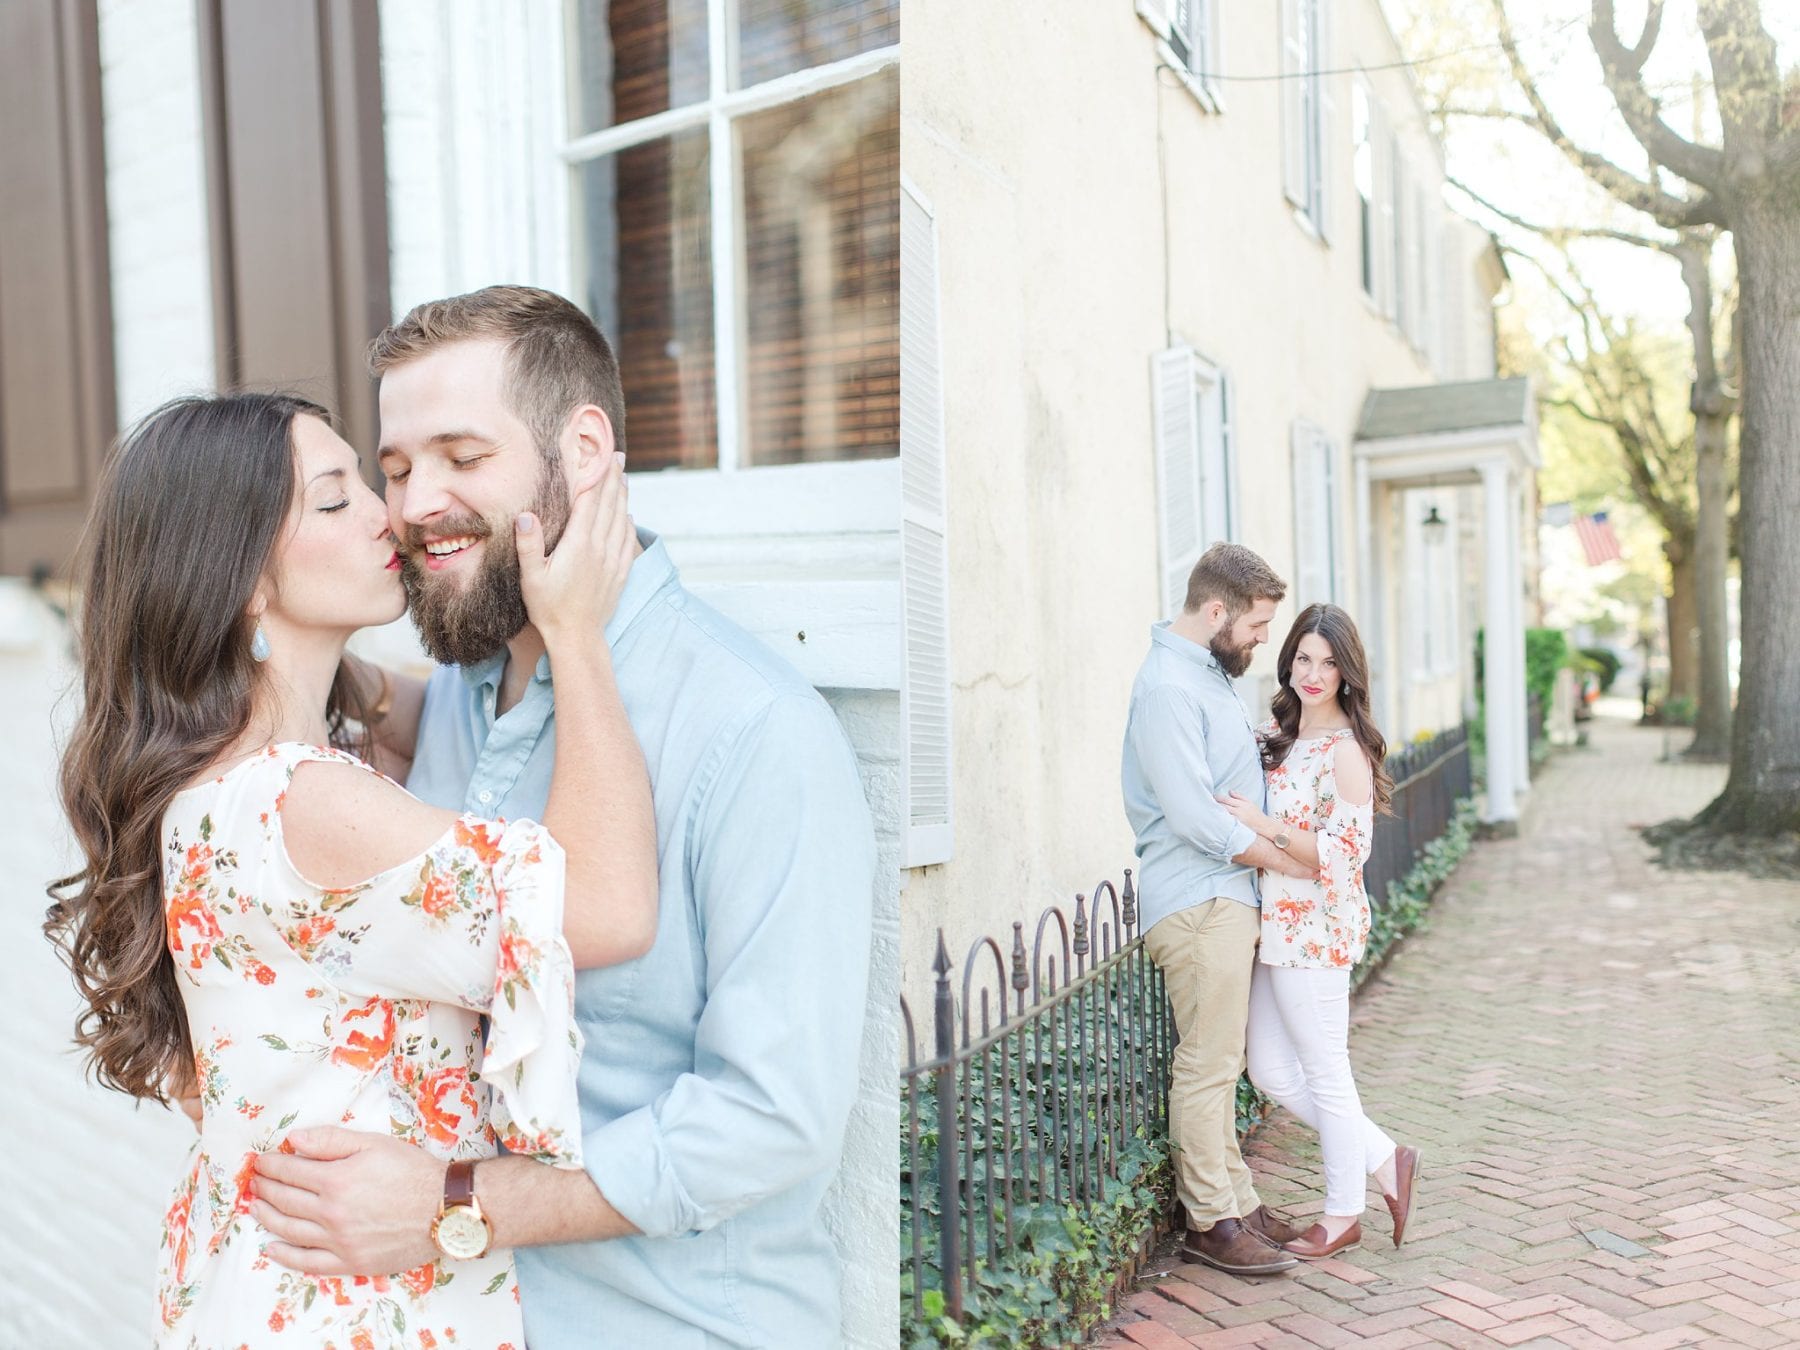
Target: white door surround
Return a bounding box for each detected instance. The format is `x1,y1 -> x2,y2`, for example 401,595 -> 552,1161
1353,383 -> 1539,826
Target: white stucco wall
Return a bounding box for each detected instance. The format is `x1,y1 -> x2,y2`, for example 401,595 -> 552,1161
897,0 -> 1496,1008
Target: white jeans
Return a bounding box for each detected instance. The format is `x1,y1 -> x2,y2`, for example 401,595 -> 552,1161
1246,961 -> 1396,1217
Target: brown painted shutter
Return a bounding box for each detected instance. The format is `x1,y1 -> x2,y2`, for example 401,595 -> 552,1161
199,0 -> 389,463
0,0 -> 115,579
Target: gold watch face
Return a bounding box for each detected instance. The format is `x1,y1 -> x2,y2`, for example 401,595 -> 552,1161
434,1204 -> 490,1260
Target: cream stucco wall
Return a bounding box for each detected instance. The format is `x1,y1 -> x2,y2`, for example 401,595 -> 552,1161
898,0 -> 1501,1008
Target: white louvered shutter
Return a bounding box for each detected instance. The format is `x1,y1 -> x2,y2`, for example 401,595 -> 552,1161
1280,0 -> 1307,209
1291,422 -> 1336,609
1152,346 -> 1202,618
1314,0 -> 1335,240
1219,368 -> 1239,542
1392,151 -> 1409,334
900,180 -> 953,867
1371,102 -> 1395,316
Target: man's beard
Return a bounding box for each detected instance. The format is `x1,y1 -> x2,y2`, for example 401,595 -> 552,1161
400,458 -> 570,668
1210,629 -> 1256,679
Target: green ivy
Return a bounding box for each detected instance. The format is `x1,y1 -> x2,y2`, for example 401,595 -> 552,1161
902,1131 -> 1171,1349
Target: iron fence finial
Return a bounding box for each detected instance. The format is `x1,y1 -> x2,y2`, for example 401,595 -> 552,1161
1122,868 -> 1136,935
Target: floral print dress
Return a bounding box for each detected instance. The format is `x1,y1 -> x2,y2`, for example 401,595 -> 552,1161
1255,724 -> 1376,971
156,742 -> 585,1350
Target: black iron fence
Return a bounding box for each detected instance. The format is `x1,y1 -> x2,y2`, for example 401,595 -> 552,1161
1364,723 -> 1473,910
901,875 -> 1170,1330
901,723 -> 1473,1336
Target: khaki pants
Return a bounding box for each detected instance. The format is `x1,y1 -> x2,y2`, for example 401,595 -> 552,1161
1142,898 -> 1261,1227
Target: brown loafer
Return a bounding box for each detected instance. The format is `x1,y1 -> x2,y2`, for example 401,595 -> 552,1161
1384,1145 -> 1422,1248
1179,1217 -> 1299,1275
1284,1220 -> 1361,1259
1243,1203 -> 1306,1247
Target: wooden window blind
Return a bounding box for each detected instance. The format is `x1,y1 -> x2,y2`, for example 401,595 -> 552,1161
566,0 -> 898,472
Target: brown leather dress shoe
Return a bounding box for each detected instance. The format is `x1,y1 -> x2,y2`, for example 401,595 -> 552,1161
1242,1204 -> 1306,1247
1179,1217 -> 1299,1275
1384,1145 -> 1422,1248
1283,1220 -> 1361,1259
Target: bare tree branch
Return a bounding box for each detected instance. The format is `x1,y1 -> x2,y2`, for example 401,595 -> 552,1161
1590,0 -> 1728,190
1449,175 -> 1676,251
1489,0 -> 1726,227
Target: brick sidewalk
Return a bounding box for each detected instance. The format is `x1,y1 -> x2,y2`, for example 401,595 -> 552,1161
1097,713 -> 1800,1348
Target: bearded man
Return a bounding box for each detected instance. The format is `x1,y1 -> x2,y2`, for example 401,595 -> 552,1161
252,285 -> 876,1348
1121,541 -> 1313,1277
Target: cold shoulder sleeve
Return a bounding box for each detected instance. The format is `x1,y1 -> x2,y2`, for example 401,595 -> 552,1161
1310,734 -> 1374,932
477,819 -> 585,1165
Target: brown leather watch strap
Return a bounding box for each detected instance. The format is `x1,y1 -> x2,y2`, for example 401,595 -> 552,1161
444,1159 -> 478,1209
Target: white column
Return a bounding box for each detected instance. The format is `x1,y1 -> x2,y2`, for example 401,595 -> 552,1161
1480,459 -> 1518,824
1509,474 -> 1532,793
1355,455 -> 1384,729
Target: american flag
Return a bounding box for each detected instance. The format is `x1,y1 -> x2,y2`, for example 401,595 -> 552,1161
1573,512 -> 1623,566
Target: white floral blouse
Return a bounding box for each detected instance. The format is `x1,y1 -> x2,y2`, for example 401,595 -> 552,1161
155,742 -> 584,1350
1255,722 -> 1376,971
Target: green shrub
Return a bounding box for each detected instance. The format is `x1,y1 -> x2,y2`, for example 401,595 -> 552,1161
1578,646 -> 1622,693
1525,628 -> 1568,710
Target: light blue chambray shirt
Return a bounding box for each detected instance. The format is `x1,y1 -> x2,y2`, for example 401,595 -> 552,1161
1121,622 -> 1266,937
407,529 -> 875,1350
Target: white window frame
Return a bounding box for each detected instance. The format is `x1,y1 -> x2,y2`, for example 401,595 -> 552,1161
1352,77 -> 1376,304
1152,344 -> 1238,619
899,176 -> 953,867
1281,0 -> 1332,240
558,8 -> 902,528
1136,0 -> 1224,111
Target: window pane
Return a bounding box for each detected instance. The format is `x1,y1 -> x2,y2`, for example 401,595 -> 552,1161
568,0 -> 709,134
574,128 -> 717,471
736,0 -> 897,90
738,68 -> 898,467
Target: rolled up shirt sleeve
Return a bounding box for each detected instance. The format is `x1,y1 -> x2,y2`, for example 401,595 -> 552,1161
1131,685 -> 1258,864
580,692 -> 876,1238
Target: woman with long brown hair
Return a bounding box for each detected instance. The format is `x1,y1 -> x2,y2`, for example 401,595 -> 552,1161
45,392 -> 656,1346
1218,602 -> 1421,1260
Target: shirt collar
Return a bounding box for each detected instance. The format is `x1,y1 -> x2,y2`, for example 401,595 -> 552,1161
457,527 -> 677,693
1150,620 -> 1227,677
605,526 -> 676,647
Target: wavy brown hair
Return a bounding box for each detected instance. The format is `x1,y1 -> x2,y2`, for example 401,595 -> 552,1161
45,393 -> 372,1102
1261,603 -> 1394,814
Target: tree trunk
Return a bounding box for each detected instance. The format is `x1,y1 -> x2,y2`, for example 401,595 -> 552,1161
1687,400 -> 1733,758
1663,536 -> 1698,710
1698,203 -> 1800,834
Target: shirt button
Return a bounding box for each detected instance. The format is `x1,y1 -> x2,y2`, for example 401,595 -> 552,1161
477,790 -> 493,805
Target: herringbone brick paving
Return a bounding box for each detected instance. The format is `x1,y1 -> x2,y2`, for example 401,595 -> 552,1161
1097,712 -> 1800,1347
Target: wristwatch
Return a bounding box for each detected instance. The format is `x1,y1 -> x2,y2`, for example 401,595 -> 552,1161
431,1159 -> 493,1260
1272,829 -> 1292,851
